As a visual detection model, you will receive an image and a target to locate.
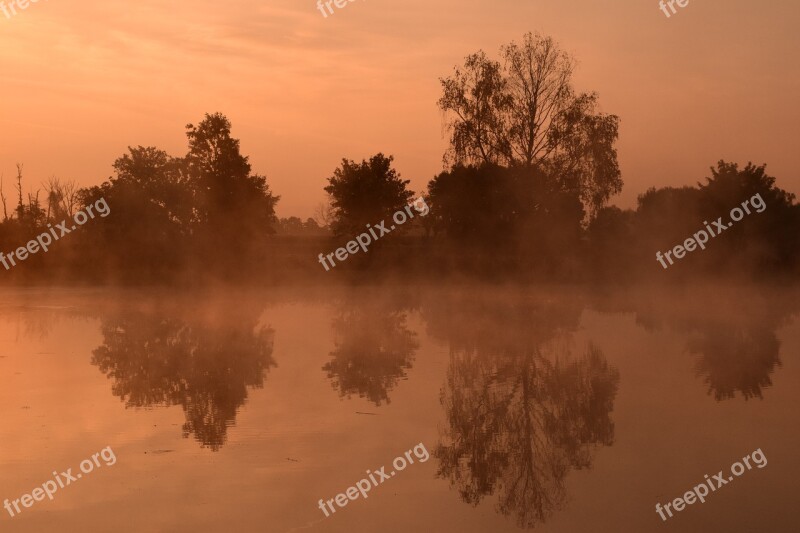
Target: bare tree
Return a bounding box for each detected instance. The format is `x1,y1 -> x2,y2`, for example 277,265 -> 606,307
15,163 -> 24,219
0,173 -> 8,221
62,179 -> 78,217
42,176 -> 80,221
313,202 -> 333,229
45,176 -> 61,220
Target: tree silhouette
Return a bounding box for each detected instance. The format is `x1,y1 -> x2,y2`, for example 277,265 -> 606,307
322,301 -> 418,406
91,306 -> 276,450
185,113 -> 280,267
436,341 -> 618,528
588,161 -> 800,279
688,325 -> 782,401
423,289 -> 619,527
592,286 -> 794,401
323,153 -> 414,237
69,113 -> 281,280
76,146 -> 190,280
438,32 -> 621,217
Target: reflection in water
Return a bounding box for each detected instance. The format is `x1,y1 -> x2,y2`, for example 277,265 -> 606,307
688,325 -> 781,401
596,286 -> 795,402
91,307 -> 275,450
323,301 -> 418,406
425,291 -> 620,528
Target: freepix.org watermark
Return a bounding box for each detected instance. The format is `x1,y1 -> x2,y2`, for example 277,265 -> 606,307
4,446 -> 117,518
655,448 -> 767,521
316,0 -> 363,19
659,0 -> 691,19
656,193 -> 766,270
317,442 -> 429,517
0,197 -> 110,271
1,0 -> 47,20
318,197 -> 429,271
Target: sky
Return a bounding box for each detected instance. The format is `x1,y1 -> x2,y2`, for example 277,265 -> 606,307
0,0 -> 798,218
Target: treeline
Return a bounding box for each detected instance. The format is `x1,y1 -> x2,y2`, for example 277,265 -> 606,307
0,32 -> 797,284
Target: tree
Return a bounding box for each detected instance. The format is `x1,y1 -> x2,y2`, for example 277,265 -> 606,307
184,113 -> 280,264
74,113 -> 281,280
439,32 -> 622,216
44,176 -> 79,221
323,153 -> 414,237
427,164 -> 533,245
76,146 -> 190,280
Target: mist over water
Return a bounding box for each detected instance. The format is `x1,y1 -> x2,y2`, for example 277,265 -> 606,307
1,283 -> 797,532
1,2 -> 798,530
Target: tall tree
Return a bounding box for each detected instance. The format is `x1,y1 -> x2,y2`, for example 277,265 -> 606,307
184,113 -> 280,256
439,32 -> 622,216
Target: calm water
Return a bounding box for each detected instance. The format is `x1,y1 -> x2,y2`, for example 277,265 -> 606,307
1,284 -> 798,532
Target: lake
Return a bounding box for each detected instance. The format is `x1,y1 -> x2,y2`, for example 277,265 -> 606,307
1,284 -> 798,532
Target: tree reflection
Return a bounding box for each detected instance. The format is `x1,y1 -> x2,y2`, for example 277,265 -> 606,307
323,302 -> 418,406
593,287 -> 793,402
688,325 -> 781,401
426,291 -> 619,528
92,307 -> 275,450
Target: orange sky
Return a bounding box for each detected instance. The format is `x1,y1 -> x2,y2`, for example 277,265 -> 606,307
1,0 -> 798,218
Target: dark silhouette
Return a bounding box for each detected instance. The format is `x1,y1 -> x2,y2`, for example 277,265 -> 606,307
438,32 -> 621,218
76,146 -> 191,281
688,325 -> 782,401
427,163 -> 584,276
424,290 -> 620,528
590,161 -> 800,280
0,38 -> 796,284
323,153 -> 415,238
184,114 -> 280,273
322,299 -> 418,406
591,285 -> 797,401
275,216 -> 327,236
60,113 -> 279,282
91,304 -> 276,450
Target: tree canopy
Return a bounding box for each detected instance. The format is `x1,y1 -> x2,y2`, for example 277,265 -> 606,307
439,32 -> 622,216
323,153 -> 414,237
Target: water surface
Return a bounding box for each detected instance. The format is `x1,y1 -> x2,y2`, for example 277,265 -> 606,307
1,284 -> 798,532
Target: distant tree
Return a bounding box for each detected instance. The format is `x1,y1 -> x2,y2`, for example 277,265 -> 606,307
635,186 -> 703,247
277,216 -> 304,234
44,177 -> 79,221
276,216 -> 325,235
111,146 -> 190,226
0,173 -> 8,222
8,164 -> 47,232
303,217 -> 322,233
697,161 -> 798,273
313,202 -> 333,229
323,153 -> 414,237
586,206 -> 638,280
439,32 -> 621,217
627,161 -> 799,277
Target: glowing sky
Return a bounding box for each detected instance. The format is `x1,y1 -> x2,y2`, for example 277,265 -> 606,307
1,0 -> 798,217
